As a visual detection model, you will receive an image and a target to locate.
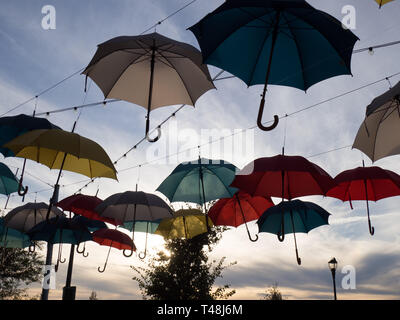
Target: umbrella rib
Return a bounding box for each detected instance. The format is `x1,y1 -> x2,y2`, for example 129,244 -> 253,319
155,50 -> 197,106
282,12 -> 307,91
203,166 -> 236,198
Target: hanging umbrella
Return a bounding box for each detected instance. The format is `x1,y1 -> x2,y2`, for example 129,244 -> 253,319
353,81 -> 400,162
4,128 -> 118,221
3,202 -> 64,234
95,191 -> 173,258
257,200 -> 331,265
208,191 -> 274,241
57,194 -> 120,227
82,33 -> 215,142
0,218 -> 33,248
92,228 -> 136,273
0,162 -> 19,196
231,154 -> 335,201
376,0 -> 395,8
155,209 -> 213,240
0,114 -> 61,196
326,164 -> 400,235
157,158 -> 238,205
189,0 -> 358,131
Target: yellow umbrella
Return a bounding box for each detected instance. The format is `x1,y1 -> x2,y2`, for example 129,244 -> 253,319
155,209 -> 213,240
376,0 -> 395,8
4,129 -> 117,180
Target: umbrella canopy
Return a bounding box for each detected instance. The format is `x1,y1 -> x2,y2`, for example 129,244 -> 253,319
27,216 -> 92,245
257,199 -> 330,264
155,209 -> 213,240
95,191 -> 173,223
57,194 -> 120,226
83,32 -> 215,140
0,114 -> 60,157
208,191 -> 274,241
326,165 -> 400,235
92,228 -> 136,273
353,81 -> 400,162
231,155 -> 335,200
3,202 -> 64,233
376,0 -> 395,7
0,162 -> 19,195
156,158 -> 239,205
0,218 -> 33,248
4,129 -> 117,180
189,0 -> 358,131
122,220 -> 160,234
71,215 -> 107,232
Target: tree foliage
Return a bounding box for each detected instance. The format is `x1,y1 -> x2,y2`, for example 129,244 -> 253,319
0,247 -> 43,300
262,282 -> 283,300
132,226 -> 236,300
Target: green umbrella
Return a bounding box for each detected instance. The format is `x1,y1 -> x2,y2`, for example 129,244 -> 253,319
0,218 -> 33,249
0,162 -> 19,196
257,200 -> 330,265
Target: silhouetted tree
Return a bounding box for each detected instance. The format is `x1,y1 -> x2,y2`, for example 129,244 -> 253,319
132,226 -> 236,300
262,282 -> 283,300
0,247 -> 43,300
89,291 -> 98,300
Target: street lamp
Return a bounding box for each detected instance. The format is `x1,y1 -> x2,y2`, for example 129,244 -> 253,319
328,257 -> 338,300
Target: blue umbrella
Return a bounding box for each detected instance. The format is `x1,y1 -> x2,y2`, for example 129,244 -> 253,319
189,0 -> 359,131
0,114 -> 61,196
0,218 -> 33,249
0,162 -> 19,196
257,199 -> 330,265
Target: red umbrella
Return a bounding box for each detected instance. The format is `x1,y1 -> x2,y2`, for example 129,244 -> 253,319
231,154 -> 335,200
208,191 -> 274,241
93,228 -> 136,273
326,163 -> 400,235
57,194 -> 121,226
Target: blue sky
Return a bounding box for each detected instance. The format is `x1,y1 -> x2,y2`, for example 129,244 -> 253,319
1,0 -> 400,300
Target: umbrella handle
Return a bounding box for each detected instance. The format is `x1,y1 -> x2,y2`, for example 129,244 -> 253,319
123,248 -> 134,257
277,231 -> 285,242
146,126 -> 161,143
368,219 -> 375,236
17,178 -> 28,197
277,209 -> 285,242
138,251 -> 147,259
98,264 -> 107,273
257,98 -> 279,131
295,249 -> 302,266
76,242 -> 89,257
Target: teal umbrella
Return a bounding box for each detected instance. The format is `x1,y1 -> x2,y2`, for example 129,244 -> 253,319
0,218 -> 33,248
0,162 -> 19,196
257,200 -> 330,265
156,158 -> 239,205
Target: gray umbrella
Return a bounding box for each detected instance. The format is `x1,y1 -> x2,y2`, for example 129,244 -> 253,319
3,202 -> 65,233
353,81 -> 400,162
95,191 -> 173,258
83,32 -> 215,142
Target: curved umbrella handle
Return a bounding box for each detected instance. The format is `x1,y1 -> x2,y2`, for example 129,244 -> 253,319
59,257 -> 66,263
257,98 -> 279,132
17,178 -> 28,197
98,264 -> 106,273
368,219 -> 375,236
123,248 -> 134,257
295,249 -> 302,266
146,126 -> 161,143
277,210 -> 285,242
277,230 -> 285,242
82,250 -> 89,258
138,251 -> 147,259
76,243 -> 89,257
28,243 -> 36,253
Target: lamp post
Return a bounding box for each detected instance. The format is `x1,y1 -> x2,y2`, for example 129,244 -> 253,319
328,257 -> 338,300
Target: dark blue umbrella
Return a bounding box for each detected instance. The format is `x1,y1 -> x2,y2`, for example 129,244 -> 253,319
189,0 -> 359,131
0,114 -> 61,196
257,199 -> 330,265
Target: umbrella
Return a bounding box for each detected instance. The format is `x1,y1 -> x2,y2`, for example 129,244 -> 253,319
83,33 -> 215,142
231,154 -> 335,201
326,163 -> 400,235
0,218 -> 33,248
353,81 -> 400,162
0,114 -> 61,195
27,216 -> 92,272
95,191 -> 173,258
376,0 -> 395,8
189,0 -> 358,131
208,191 -> 274,241
155,209 -> 213,240
257,199 -> 330,265
4,128 -> 118,221
156,157 -> 238,205
92,228 -> 136,273
0,162 -> 19,196
3,202 -> 64,234
57,194 -> 120,227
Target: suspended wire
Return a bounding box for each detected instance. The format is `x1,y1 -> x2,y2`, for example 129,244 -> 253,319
353,39 -> 400,54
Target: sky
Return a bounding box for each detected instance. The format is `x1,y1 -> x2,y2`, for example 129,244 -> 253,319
0,0 -> 400,300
